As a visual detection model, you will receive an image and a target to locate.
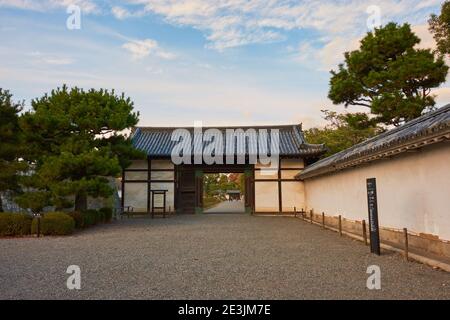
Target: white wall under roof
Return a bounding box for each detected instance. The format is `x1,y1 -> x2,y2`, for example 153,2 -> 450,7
303,142 -> 450,241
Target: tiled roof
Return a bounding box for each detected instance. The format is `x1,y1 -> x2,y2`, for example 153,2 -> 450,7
298,104 -> 450,180
131,124 -> 326,158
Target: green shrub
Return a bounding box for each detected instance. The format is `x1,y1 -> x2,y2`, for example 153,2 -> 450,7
0,213 -> 33,236
82,210 -> 99,227
67,211 -> 84,229
31,212 -> 75,236
97,210 -> 105,223
99,207 -> 113,223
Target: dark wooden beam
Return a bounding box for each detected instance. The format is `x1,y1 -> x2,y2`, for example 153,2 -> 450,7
121,169 -> 125,209
254,167 -> 304,171
124,168 -> 175,172
254,179 -> 298,182
147,157 -> 151,213
123,179 -> 175,183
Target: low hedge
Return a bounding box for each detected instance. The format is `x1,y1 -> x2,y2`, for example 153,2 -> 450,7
99,207 -> 113,223
0,209 -> 114,237
97,210 -> 105,223
67,211 -> 84,229
0,213 -> 33,236
98,207 -> 113,223
81,210 -> 99,227
32,212 -> 75,236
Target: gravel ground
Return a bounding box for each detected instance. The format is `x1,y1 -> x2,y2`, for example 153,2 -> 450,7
0,214 -> 449,300
204,200 -> 245,213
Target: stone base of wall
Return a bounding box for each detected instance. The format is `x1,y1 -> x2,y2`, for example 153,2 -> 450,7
299,210 -> 450,261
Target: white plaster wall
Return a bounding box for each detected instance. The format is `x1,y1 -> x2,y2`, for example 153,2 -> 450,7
254,158 -> 305,212
125,171 -> 147,180
282,181 -> 305,212
151,182 -> 175,209
124,159 -> 175,212
255,182 -> 279,212
304,143 -> 450,241
281,159 -> 304,212
124,183 -> 147,212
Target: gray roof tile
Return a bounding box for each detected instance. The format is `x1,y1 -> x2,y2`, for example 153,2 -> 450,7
299,104 -> 450,180
132,125 -> 326,158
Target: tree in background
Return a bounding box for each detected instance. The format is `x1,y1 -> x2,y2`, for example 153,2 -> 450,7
18,86 -> 142,212
305,111 -> 382,157
429,1 -> 450,57
0,89 -> 26,212
329,23 -> 448,127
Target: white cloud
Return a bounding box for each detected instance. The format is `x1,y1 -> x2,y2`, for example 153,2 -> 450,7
111,6 -> 145,20
122,39 -> 176,60
112,6 -> 131,19
0,0 -> 41,11
2,1 -> 442,52
294,36 -> 361,72
290,1 -> 442,71
41,57 -> 74,65
119,0 -> 441,50
434,87 -> 450,106
27,51 -> 74,65
412,24 -> 437,50
0,0 -> 99,13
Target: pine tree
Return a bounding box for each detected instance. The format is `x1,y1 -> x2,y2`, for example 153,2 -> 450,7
0,89 -> 26,212
18,86 -> 143,212
429,1 -> 450,57
329,23 -> 448,126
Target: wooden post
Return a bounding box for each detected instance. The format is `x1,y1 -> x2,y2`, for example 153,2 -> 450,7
403,228 -> 409,261
301,208 -> 304,219
310,209 -> 313,224
322,212 -> 325,229
338,215 -> 342,236
147,157 -> 151,214
294,207 -> 297,218
37,215 -> 41,238
151,191 -> 155,219
163,191 -> 167,219
362,220 -> 368,246
121,170 -> 125,212
277,165 -> 282,214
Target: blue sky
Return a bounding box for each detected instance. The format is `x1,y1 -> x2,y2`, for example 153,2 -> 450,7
0,0 -> 448,128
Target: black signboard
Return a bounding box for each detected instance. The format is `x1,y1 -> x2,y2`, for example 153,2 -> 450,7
366,178 -> 381,255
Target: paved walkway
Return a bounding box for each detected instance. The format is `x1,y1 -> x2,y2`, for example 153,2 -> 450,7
0,214 -> 449,299
204,200 -> 245,213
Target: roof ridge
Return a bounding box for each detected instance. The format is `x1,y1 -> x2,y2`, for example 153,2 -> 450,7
316,104 -> 450,159
131,123 -> 327,157
135,124 -> 303,130
299,103 -> 450,179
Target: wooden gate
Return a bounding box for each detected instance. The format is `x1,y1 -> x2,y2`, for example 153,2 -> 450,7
175,164 -> 254,214
176,166 -> 196,214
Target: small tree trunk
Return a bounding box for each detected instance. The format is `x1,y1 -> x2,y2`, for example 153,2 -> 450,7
0,195 -> 3,212
75,193 -> 88,212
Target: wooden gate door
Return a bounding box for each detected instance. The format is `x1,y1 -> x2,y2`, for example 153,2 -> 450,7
176,166 -> 196,214
195,168 -> 204,214
177,165 -> 253,214
244,168 -> 255,214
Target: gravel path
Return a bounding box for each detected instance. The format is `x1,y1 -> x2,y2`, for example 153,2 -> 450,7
0,214 -> 449,300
